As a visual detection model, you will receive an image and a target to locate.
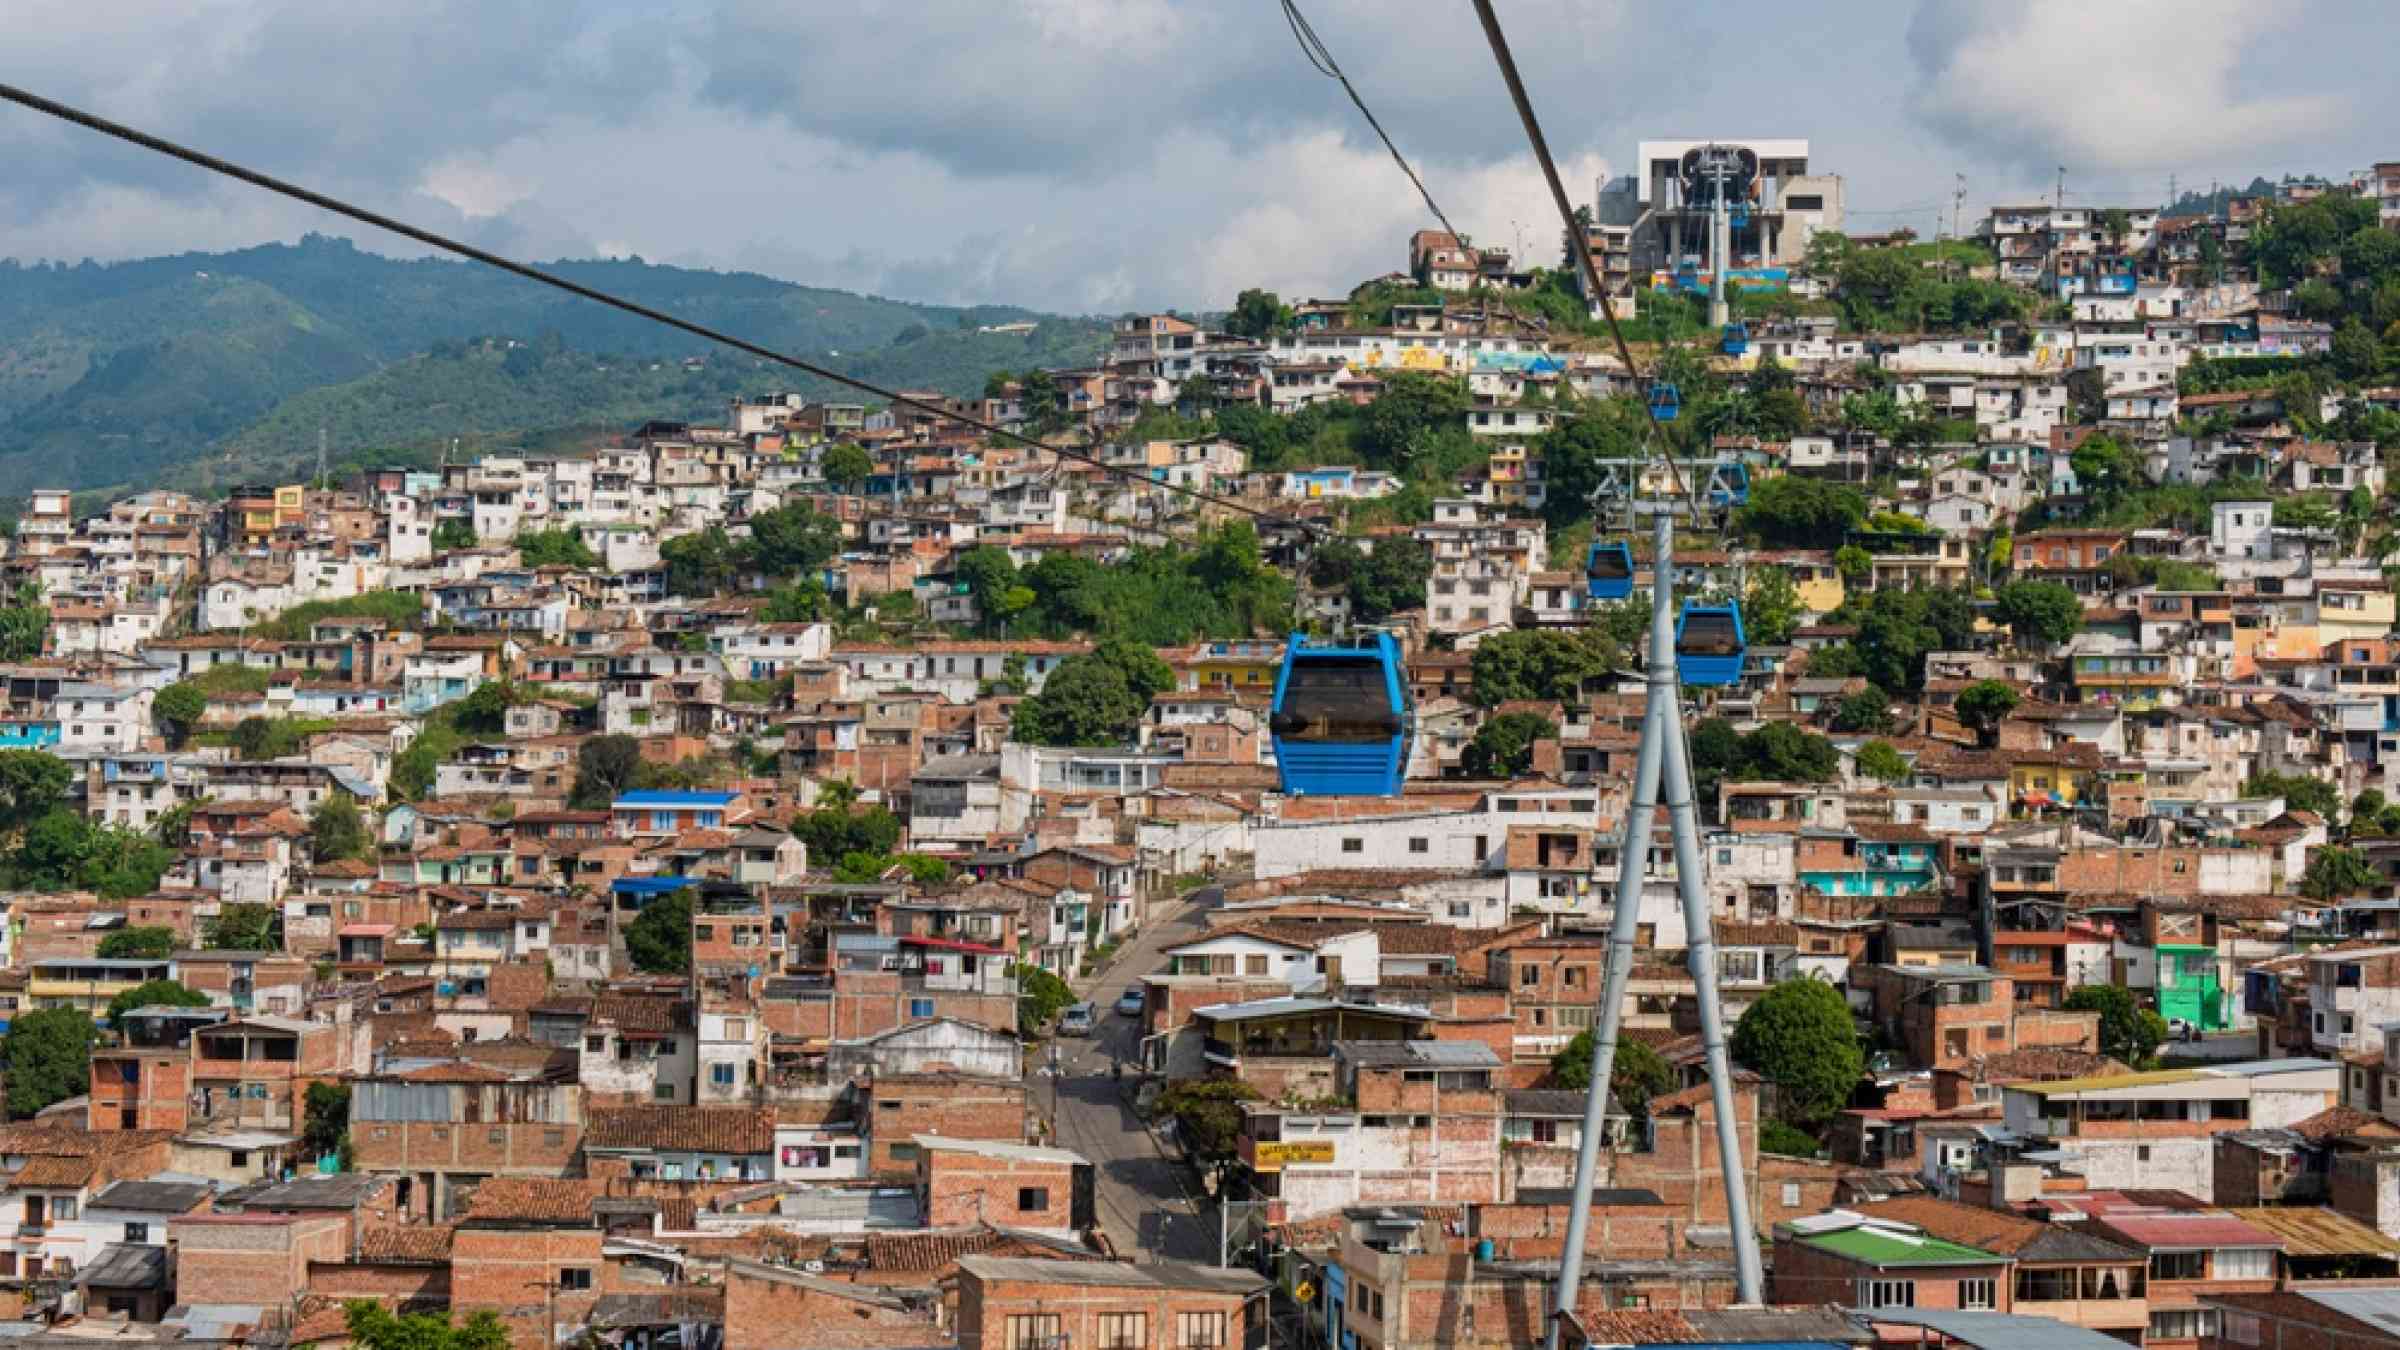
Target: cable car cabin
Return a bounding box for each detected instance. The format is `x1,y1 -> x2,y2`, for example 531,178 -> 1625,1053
1709,460 -> 1752,509
1585,540 -> 1635,602
1270,632 -> 1411,797
1646,381 -> 1681,422
1674,602 -> 1746,687
1720,321 -> 1748,356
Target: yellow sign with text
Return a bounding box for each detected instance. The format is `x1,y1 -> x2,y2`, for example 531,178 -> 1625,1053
1253,1141 -> 1336,1170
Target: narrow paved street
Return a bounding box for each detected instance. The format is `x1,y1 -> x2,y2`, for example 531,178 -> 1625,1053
1047,885 -> 1221,1264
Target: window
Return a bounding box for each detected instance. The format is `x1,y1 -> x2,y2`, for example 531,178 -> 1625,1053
2225,1313 -> 2263,1346
653,1084 -> 676,1101
1017,1187 -> 1049,1212
2217,1248 -> 2274,1280
53,1198 -> 75,1222
1005,1314 -> 1063,1350
1782,1183 -> 1802,1207
1960,1278 -> 1996,1310
2150,1310 -> 2217,1340
2150,1250 -> 2204,1281
889,1143 -> 919,1163
556,1268 -> 593,1291
1097,1313 -> 1148,1350
1408,837 -> 1429,854
909,998 -> 935,1019
1177,1311 -> 1228,1348
1860,1279 -> 1915,1309
711,1063 -> 735,1087
122,1223 -> 148,1244
1341,838 -> 1364,854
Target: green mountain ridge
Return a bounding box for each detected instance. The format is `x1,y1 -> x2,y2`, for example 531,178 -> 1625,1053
0,234 -> 1104,498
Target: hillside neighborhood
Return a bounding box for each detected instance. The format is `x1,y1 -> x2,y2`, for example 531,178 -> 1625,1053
2,151 -> 2400,1350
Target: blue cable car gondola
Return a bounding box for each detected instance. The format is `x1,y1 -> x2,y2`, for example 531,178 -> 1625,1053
1675,601 -> 1746,687
1585,540 -> 1634,602
1720,320 -> 1748,356
1270,632 -> 1411,797
1708,460 -> 1752,509
1647,381 -> 1681,422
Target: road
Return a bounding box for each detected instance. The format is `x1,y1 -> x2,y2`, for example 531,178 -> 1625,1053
1046,884 -> 1221,1264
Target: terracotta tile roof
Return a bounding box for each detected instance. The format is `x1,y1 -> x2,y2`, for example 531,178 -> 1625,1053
1965,1049 -> 2126,1082
594,994 -> 689,1035
2290,1105 -> 2400,1142
1571,1312 -> 1704,1344
586,1106 -> 774,1154
867,1226 -> 1019,1272
13,1154 -> 97,1188
461,1177 -> 603,1225
358,1224 -> 455,1264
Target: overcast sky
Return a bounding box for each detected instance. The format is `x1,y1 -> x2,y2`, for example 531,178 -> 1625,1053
0,0 -> 2391,315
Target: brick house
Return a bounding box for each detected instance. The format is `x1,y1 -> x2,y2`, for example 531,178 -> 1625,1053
722,1256 -> 938,1350
867,1073 -> 1027,1178
1771,1209 -> 2011,1312
168,1212 -> 348,1308
349,1054 -> 584,1220
1856,1195 -> 2148,1337
89,1007 -> 222,1132
1869,964 -> 2017,1072
955,1255 -> 1264,1350
917,1136 -> 1093,1234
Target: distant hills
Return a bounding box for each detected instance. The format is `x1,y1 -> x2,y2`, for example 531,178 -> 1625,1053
0,234 -> 1107,499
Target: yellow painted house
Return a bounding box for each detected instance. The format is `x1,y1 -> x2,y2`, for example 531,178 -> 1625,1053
1176,639 -> 1285,695
2319,581 -> 2396,645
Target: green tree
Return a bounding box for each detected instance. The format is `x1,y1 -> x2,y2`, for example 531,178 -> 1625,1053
744,502 -> 845,577
310,791 -> 372,864
1469,628 -> 1619,707
16,808 -> 95,888
1,1008 -> 96,1119
231,716 -> 314,761
1357,370 -> 1470,472
660,525 -> 741,596
791,802 -> 903,862
955,545 -> 1022,633
0,582 -> 48,661
105,978 -> 209,1029
511,528 -> 598,569
760,580 -> 828,623
1737,476 -> 1868,547
569,734 -> 645,809
1224,288 -> 1291,339
97,926 -> 176,960
1550,1032 -> 1675,1128
154,683 -> 208,749
205,903 -> 280,952
2248,771 -> 2344,821
1155,1078 -> 1262,1163
1742,567 -> 1803,647
1463,713 -> 1558,779
1016,964 -> 1076,1036
1730,978 -> 1863,1130
343,1301 -> 510,1350
2070,433 -> 2138,504
1010,642 -> 1171,748
1533,397 -> 1645,528
304,1082 -> 352,1166
1856,740 -> 1911,784
1742,721 -> 1842,783
1829,688 -> 1892,735
452,680 -> 525,737
1347,537 -> 1434,624
429,519 -> 477,551
624,889 -> 694,975
1020,369 -> 1069,435
2341,226 -> 2400,285
2300,844 -> 2383,903
2334,318 -> 2386,382
1834,544 -> 1872,588
1760,1121 -> 1821,1157
0,750 -> 75,833
1994,579 -> 2085,648
819,443 -> 875,492
2064,985 -> 2166,1066
1954,679 -> 2019,747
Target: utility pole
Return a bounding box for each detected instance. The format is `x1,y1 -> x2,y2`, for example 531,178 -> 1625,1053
1953,173 -> 1967,243
2056,165 -> 2067,209
316,426 -> 328,492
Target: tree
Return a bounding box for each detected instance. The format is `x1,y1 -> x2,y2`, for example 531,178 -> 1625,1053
1224,288 -> 1291,340
1155,1078 -> 1262,1163
569,735 -> 644,809
1736,476 -> 1868,547
1730,979 -> 1863,1130
205,903 -> 280,952
1829,688 -> 1892,735
625,889 -> 694,975
453,680 -> 524,736
1356,371 -> 1469,472
105,978 -> 208,1028
2334,317 -> 2386,382
1743,721 -> 1842,782
154,683 -> 208,749
0,750 -> 74,833
1463,713 -> 1558,779
1010,642 -> 1170,748
1550,1032 -> 1675,1126
1834,545 -> 1873,587
1469,629 -> 1619,707
343,1302 -> 510,1350
310,791 -> 371,864
1954,680 -> 2020,747
0,582 -> 47,661
1994,579 -> 2085,648
1742,567 -> 1802,648
304,1082 -> 352,1166
1856,740 -> 1911,784
2300,845 -> 2383,903
2247,770 -> 2344,821
760,580 -> 828,624
744,502 -> 844,578
660,526 -> 740,596
97,926 -> 176,960
1016,964 -> 1076,1036
819,443 -> 874,492
511,528 -> 598,569
430,519 -> 477,552
2064,985 -> 2166,1066
1,1008 -> 96,1119
955,545 -> 1022,633
2070,433 -> 2138,503
1347,537 -> 1433,623
231,716 -> 312,761
2342,226 -> 2400,286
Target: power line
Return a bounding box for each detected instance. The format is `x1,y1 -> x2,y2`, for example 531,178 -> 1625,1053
1279,0 -> 1471,255
0,81 -> 1313,540
1464,0 -> 1700,521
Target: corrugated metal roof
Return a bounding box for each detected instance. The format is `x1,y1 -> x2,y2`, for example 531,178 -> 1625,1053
1863,1310 -> 2151,1350
2223,1207 -> 2400,1257
1798,1224 -> 2006,1267
2097,1210 -> 2283,1251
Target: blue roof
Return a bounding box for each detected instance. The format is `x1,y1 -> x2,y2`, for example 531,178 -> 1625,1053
611,876 -> 698,896
612,790 -> 738,807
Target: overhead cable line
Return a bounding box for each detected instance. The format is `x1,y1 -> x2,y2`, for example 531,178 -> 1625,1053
0,82 -> 1314,539
1279,0 -> 1474,256
1465,0 -> 1701,522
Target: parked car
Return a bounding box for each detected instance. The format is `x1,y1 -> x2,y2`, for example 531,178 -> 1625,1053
1115,987 -> 1146,1018
1058,1003 -> 1096,1037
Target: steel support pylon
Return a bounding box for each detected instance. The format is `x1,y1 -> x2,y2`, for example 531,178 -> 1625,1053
1545,515 -> 1762,1350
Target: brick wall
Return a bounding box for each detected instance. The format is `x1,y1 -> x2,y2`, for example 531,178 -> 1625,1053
867,1076 -> 1024,1177
724,1259 -> 935,1350
920,1150 -> 1077,1230
170,1213 -> 347,1307
959,1269 -> 1254,1350
305,1260 -> 452,1304
87,1052 -> 189,1132
450,1226 -> 606,1349
1771,1240 -> 2004,1310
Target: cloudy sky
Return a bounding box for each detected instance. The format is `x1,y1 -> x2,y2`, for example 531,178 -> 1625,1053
0,0 -> 2391,315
